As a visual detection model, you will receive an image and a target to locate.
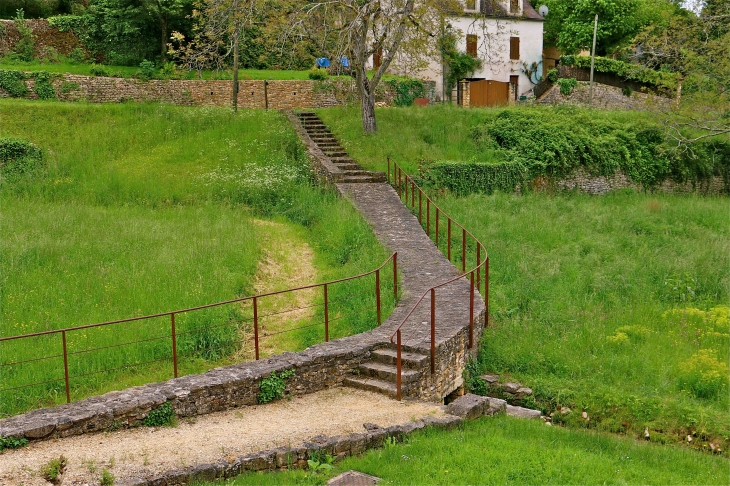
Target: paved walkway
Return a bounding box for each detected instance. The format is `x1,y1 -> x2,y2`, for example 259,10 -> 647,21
337,182 -> 482,349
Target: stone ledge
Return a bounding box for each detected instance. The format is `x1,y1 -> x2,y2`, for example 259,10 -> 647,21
117,415 -> 463,486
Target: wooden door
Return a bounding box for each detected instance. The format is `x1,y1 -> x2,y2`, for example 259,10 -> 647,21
470,80 -> 509,107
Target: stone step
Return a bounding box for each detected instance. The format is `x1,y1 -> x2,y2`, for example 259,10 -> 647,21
358,362 -> 421,383
371,348 -> 430,368
329,157 -> 356,164
341,170 -> 368,176
333,163 -> 361,171
324,151 -> 349,158
342,175 -> 382,183
343,376 -> 401,399
297,111 -> 316,116
311,136 -> 337,142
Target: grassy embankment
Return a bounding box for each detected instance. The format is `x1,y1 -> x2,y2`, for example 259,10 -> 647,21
319,105 -> 729,450
202,416 -> 729,485
0,101 -> 393,416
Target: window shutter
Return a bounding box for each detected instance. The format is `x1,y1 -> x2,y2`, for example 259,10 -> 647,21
373,47 -> 383,69
510,37 -> 520,60
467,34 -> 478,57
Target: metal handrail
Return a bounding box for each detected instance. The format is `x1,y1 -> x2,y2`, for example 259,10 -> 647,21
0,252 -> 398,407
386,158 -> 489,400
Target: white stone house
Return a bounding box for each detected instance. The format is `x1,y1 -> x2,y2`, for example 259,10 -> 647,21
380,0 -> 545,105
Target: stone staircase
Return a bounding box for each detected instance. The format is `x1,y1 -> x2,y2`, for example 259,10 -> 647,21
344,345 -> 430,399
296,112 -> 386,183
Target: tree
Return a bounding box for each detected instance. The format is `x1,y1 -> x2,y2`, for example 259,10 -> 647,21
542,0 -> 677,55
633,1 -> 729,149
289,0 -> 453,133
170,0 -> 258,110
146,0 -> 189,61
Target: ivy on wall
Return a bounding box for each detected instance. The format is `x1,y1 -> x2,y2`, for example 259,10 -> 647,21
0,69 -> 57,99
560,55 -> 680,92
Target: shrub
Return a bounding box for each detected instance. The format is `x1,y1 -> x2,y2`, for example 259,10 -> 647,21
387,78 -> 425,106
463,358 -> 487,395
556,77 -> 577,95
308,67 -> 328,80
142,401 -> 176,427
0,137 -> 44,183
547,68 -> 558,83
678,350 -> 729,399
32,71 -> 56,100
258,369 -> 295,404
12,9 -> 35,62
67,47 -> 87,64
420,160 -> 528,195
89,63 -> 109,77
560,55 -> 680,94
41,456 -> 67,485
60,81 -> 80,94
137,59 -> 156,81
100,468 -> 115,486
0,435 -> 28,452
0,69 -> 29,97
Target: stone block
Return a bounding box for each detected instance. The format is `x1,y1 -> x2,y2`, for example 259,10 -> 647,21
446,393 -> 489,419
505,405 -> 542,419
486,397 -> 507,415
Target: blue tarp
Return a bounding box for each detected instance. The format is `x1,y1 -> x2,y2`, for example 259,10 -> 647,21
339,56 -> 349,68
315,58 -> 330,68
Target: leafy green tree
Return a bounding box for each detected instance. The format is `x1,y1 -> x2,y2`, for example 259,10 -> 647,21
543,0 -> 676,55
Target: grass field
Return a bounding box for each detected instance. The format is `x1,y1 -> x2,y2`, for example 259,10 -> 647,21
0,101 -> 392,416
201,416 -> 729,485
321,105 -> 729,451
0,58 -> 316,80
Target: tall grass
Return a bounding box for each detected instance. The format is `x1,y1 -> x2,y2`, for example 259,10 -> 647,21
205,416 -> 729,485
0,101 -> 390,415
439,191 -> 729,447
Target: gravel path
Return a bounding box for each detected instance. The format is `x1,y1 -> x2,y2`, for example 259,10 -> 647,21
0,388 -> 444,485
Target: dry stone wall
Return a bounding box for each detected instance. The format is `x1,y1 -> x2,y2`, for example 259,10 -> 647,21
0,72 -> 403,108
552,168 -> 727,195
0,19 -> 83,58
538,81 -> 672,111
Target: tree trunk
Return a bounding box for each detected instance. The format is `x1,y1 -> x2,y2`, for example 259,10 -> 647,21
361,90 -> 377,133
160,17 -> 167,62
232,29 -> 239,112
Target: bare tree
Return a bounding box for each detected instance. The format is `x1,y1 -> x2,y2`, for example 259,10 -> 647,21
169,0 -> 258,110
290,0 -> 453,133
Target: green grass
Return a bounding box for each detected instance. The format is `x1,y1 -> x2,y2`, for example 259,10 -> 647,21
317,105 -> 660,175
0,58 -> 320,80
439,191 -> 729,446
0,100 -> 392,415
321,105 -> 729,449
200,416 -> 729,485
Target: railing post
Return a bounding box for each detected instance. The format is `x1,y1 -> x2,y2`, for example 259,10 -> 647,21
171,313 -> 178,378
393,252 -> 398,301
375,269 -> 382,325
485,257 -> 489,327
447,219 -> 452,261
435,208 -> 439,246
324,284 -> 330,342
397,167 -> 402,197
253,296 -> 260,360
469,272 -> 475,349
426,199 -> 430,236
396,329 -> 402,401
430,288 -> 436,375
62,331 -> 70,404
387,157 -> 390,183
411,180 -> 415,208
476,245 -> 481,293
418,190 -> 422,224
462,228 -> 467,272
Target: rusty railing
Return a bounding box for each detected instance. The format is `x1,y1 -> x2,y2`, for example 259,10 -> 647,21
0,253 -> 397,410
387,158 -> 488,400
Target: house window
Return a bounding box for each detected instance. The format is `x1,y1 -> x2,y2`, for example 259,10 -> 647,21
510,0 -> 519,13
465,0 -> 477,11
509,36 -> 520,60
467,34 -> 478,57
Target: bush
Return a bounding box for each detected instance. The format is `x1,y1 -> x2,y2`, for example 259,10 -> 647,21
12,9 -> 35,62
0,137 -> 44,183
547,68 -> 558,83
41,456 -> 67,485
678,350 -> 729,399
258,369 -> 295,404
136,59 -> 156,80
308,67 -> 328,80
556,77 -> 577,95
89,63 -> 109,77
67,47 -> 87,64
142,401 -> 176,427
386,78 -> 425,107
32,71 -> 56,100
0,69 -> 29,97
421,160 -> 528,195
560,55 -> 680,94
0,435 -> 28,452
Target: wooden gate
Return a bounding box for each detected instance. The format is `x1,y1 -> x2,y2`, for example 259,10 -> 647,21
469,80 -> 509,107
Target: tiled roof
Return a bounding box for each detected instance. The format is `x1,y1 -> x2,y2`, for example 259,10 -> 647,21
479,0 -> 545,21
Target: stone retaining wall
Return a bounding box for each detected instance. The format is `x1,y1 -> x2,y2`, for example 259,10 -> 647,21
0,19 -> 83,59
538,81 -> 672,111
1,72 -> 438,109
550,168 -> 728,195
